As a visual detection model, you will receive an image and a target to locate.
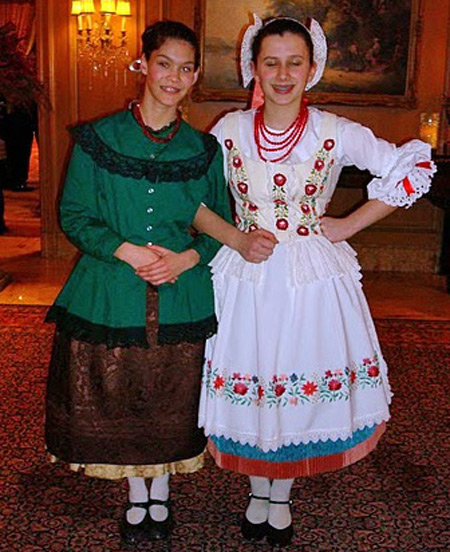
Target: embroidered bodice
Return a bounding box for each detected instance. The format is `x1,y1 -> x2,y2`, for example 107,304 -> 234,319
223,112 -> 339,242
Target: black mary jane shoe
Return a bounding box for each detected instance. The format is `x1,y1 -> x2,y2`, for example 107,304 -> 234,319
240,493 -> 269,541
119,501 -> 150,544
147,498 -> 173,541
266,499 -> 294,548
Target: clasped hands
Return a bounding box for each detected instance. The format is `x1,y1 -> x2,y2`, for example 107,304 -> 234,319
132,228 -> 278,286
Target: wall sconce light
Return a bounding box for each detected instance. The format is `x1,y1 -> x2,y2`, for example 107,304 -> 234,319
116,0 -> 131,32
71,0 -> 132,83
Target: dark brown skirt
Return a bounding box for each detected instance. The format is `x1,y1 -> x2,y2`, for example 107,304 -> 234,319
45,286 -> 207,467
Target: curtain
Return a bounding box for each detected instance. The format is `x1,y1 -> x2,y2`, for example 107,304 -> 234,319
0,1 -> 35,54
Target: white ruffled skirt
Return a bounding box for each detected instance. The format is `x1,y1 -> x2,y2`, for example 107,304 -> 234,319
199,236 -> 392,458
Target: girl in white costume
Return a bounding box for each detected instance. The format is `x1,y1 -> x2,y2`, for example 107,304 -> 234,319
196,15 -> 435,547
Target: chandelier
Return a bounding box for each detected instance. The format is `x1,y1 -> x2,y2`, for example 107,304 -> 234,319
71,0 -> 132,85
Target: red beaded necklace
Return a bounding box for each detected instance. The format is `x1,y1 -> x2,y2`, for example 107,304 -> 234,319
132,103 -> 181,144
254,98 -> 309,163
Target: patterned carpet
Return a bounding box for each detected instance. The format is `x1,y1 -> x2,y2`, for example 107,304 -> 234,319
0,306 -> 449,552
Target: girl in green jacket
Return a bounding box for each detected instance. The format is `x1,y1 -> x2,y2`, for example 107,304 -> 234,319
45,20 -> 276,545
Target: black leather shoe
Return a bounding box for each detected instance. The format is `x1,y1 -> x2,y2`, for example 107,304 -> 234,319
119,501 -> 150,544
147,498 -> 173,541
267,499 -> 294,548
267,523 -> 294,547
240,493 -> 269,541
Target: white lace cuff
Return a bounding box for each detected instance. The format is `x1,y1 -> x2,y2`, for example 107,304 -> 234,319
367,139 -> 436,208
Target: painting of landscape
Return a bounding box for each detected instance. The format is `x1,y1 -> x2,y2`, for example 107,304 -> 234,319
196,0 -> 420,106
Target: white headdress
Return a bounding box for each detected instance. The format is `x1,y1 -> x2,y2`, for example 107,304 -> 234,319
240,14 -> 327,92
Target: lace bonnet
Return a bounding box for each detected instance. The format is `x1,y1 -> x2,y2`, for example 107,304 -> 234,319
240,14 -> 327,92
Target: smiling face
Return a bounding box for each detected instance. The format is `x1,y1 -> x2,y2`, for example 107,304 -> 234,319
251,32 -> 316,111
140,38 -> 199,114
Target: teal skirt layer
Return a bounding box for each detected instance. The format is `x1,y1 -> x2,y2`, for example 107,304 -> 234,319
210,424 -> 378,463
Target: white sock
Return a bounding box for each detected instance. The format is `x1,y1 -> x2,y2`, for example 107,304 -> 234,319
127,477 -> 148,525
149,473 -> 170,522
245,476 -> 271,524
269,478 -> 294,530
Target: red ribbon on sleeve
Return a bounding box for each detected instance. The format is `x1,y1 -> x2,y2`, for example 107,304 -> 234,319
415,161 -> 432,169
397,176 -> 415,196
396,160 -> 433,196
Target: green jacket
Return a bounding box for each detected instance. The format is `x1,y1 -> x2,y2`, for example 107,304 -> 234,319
47,109 -> 231,348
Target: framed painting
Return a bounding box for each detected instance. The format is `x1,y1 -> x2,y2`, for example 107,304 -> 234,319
193,0 -> 423,107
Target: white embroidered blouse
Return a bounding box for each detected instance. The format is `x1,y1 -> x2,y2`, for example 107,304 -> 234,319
208,107 -> 436,288
212,107 -> 436,209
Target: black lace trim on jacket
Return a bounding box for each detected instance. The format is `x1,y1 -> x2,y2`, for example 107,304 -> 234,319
46,306 -> 149,349
70,124 -> 218,183
46,306 -> 217,349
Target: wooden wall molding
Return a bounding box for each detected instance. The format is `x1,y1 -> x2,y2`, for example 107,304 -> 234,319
37,0 -> 75,257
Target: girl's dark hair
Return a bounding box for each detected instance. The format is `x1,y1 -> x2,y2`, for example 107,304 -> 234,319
251,18 -> 314,66
141,20 -> 200,69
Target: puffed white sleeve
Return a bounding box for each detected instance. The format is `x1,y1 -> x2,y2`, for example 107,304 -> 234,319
337,117 -> 436,208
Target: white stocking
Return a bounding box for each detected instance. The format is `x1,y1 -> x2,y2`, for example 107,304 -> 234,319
269,478 -> 294,530
149,473 -> 170,522
127,477 -> 148,525
245,476 -> 270,524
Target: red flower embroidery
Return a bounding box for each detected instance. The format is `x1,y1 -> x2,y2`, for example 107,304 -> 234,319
213,376 -> 225,390
350,371 -> 357,384
233,156 -> 243,168
274,384 -> 286,397
237,182 -> 248,194
248,203 -> 258,212
224,139 -> 233,150
324,139 -> 335,151
302,381 -> 318,396
325,370 -> 333,379
301,203 -> 311,214
258,386 -> 264,399
305,184 -> 317,196
235,215 -> 241,225
234,382 -> 248,395
232,372 -> 241,380
296,225 -> 309,236
274,199 -> 287,206
314,159 -> 325,171
328,379 -> 342,391
368,366 -> 380,378
273,173 -> 287,186
363,358 -> 372,364
276,218 -> 289,230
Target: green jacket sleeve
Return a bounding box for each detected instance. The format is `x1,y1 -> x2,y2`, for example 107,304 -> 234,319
59,143 -> 124,263
189,144 -> 232,265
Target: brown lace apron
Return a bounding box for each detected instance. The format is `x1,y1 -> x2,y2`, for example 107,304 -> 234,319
45,286 -> 206,475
